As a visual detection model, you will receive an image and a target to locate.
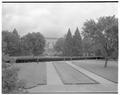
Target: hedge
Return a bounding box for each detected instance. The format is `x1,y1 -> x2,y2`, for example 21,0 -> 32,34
6,56 -> 105,63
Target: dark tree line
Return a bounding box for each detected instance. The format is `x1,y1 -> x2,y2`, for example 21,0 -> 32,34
2,29 -> 46,56
54,27 -> 83,56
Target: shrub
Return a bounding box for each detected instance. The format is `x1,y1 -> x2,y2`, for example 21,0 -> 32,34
2,55 -> 26,94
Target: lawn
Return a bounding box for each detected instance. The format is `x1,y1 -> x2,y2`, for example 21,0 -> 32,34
53,61 -> 97,85
14,62 -> 47,88
73,60 -> 118,83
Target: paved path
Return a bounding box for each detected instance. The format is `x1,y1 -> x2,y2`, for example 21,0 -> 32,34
47,62 -> 63,85
27,85 -> 117,93
27,61 -> 118,93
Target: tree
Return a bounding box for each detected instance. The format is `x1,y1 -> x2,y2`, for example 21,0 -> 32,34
13,28 -> 20,38
82,15 -> 118,67
72,27 -> 83,56
64,28 -> 73,56
2,41 -> 7,55
97,16 -> 118,67
54,37 -> 65,55
2,29 -> 21,56
21,32 -> 46,56
105,24 -> 118,59
82,37 -> 94,56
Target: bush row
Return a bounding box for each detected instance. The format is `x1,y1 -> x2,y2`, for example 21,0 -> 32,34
7,56 -> 105,63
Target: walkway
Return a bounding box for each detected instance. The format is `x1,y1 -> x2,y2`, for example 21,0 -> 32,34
47,62 -> 63,85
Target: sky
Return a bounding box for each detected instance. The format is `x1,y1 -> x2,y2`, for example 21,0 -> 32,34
2,3 -> 118,38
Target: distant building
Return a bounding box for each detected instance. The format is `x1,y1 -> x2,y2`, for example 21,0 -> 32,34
45,37 -> 58,49
44,37 -> 58,56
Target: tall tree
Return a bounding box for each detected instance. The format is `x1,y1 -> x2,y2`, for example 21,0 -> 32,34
72,27 -> 83,56
2,29 -> 21,56
12,29 -> 21,55
82,15 -> 118,67
105,24 -> 118,59
13,28 -> 20,38
64,28 -> 73,56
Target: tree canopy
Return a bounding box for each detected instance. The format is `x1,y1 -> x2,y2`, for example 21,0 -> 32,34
72,27 -> 82,56
21,32 -> 46,56
82,15 -> 118,67
54,27 -> 83,56
64,28 -> 73,56
2,29 -> 46,56
54,37 -> 65,55
2,30 -> 21,56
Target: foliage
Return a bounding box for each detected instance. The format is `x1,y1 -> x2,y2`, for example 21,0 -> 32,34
54,37 -> 65,55
2,41 -> 7,54
2,29 -> 21,56
105,24 -> 118,59
21,32 -> 46,56
82,15 -> 118,57
82,37 -> 94,56
64,28 -> 73,56
2,54 -> 26,94
72,27 -> 83,56
54,28 -> 83,56
2,29 -> 46,56
82,15 -> 118,67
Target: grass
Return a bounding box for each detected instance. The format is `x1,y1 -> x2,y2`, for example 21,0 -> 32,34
14,62 -> 47,88
53,61 -> 97,85
73,60 -> 118,83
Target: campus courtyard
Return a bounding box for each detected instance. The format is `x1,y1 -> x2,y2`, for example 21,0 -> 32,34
14,60 -> 118,93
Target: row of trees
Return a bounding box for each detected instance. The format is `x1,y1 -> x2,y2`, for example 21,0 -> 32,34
54,15 -> 118,67
54,27 -> 83,56
2,29 -> 46,56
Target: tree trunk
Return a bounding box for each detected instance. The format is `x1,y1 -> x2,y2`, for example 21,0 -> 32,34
104,58 -> 108,68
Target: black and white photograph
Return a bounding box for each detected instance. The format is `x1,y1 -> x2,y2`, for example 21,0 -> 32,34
2,0 -> 118,94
